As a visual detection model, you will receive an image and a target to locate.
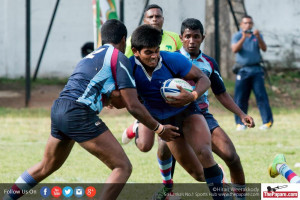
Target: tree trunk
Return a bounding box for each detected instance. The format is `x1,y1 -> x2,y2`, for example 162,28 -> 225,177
204,0 -> 238,79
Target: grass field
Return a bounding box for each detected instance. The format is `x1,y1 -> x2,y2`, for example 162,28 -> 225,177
0,107 -> 299,184
1,74 -> 300,185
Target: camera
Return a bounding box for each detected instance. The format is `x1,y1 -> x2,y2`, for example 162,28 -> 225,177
244,30 -> 253,34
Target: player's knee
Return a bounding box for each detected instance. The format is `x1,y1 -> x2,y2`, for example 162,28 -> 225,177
157,143 -> 171,160
225,152 -> 241,167
190,171 -> 205,182
119,160 -> 132,177
137,143 -> 153,152
197,147 -> 214,161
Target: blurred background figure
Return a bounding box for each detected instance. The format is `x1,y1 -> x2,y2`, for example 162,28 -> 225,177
231,15 -> 273,131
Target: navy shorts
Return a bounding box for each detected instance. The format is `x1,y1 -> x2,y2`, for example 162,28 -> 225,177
156,102 -> 202,135
51,98 -> 108,143
202,108 -> 220,133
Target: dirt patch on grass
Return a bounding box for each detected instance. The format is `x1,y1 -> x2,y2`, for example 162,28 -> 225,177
0,83 -> 128,116
0,77 -> 299,112
0,85 -> 62,109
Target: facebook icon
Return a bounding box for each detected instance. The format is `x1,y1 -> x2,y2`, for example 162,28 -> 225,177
40,186 -> 51,197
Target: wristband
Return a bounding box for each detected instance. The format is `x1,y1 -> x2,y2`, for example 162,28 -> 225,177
155,124 -> 164,135
153,123 -> 160,132
192,91 -> 198,101
157,126 -> 165,136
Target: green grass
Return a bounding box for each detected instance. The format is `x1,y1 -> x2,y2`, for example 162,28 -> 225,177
0,107 -> 299,184
1,74 -> 300,185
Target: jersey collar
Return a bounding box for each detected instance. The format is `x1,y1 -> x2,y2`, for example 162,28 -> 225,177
134,57 -> 162,81
179,47 -> 202,61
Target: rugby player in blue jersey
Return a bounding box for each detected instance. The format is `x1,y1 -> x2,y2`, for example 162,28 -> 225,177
3,19 -> 180,200
128,24 -> 226,200
156,18 -> 255,199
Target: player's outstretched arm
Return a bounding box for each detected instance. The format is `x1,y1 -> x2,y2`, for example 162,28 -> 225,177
215,92 -> 255,128
120,88 -> 180,141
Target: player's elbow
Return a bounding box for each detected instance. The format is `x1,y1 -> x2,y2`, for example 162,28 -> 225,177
204,76 -> 211,91
125,102 -> 141,116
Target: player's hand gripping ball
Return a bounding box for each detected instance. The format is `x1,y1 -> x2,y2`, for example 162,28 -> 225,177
160,78 -> 193,103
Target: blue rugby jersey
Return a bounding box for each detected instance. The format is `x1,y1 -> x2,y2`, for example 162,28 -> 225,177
59,44 -> 135,113
129,51 -> 192,120
179,47 -> 226,109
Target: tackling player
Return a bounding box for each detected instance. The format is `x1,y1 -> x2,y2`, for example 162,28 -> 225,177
3,19 -> 179,200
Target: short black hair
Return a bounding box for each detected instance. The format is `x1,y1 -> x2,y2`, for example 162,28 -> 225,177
242,15 -> 253,20
144,4 -> 163,15
131,24 -> 162,51
101,19 -> 127,45
181,18 -> 204,35
81,42 -> 94,57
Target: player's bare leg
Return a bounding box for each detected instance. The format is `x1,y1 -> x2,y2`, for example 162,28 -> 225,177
27,136 -> 75,182
3,136 -> 75,200
79,129 -> 132,200
166,115 -> 215,179
211,127 -> 245,184
182,114 -> 216,167
166,136 -> 205,181
135,123 -> 155,152
166,114 -> 224,200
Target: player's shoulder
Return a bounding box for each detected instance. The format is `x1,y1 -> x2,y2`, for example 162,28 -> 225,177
202,53 -> 216,63
113,48 -> 131,66
161,51 -> 183,59
164,30 -> 180,38
202,53 -> 219,70
160,51 -> 189,66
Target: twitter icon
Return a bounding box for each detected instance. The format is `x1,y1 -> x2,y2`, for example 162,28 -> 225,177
62,186 -> 73,198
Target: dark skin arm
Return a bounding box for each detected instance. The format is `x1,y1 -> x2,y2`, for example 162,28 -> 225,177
215,92 -> 255,128
166,64 -> 211,107
119,88 -> 180,141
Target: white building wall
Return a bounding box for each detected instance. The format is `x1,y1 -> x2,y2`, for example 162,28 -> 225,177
0,0 -> 206,78
244,0 -> 300,67
0,0 -> 299,78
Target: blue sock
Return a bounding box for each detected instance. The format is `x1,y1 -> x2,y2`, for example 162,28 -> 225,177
157,156 -> 173,188
4,171 -> 37,200
279,164 -> 300,183
204,164 -> 224,200
232,184 -> 246,200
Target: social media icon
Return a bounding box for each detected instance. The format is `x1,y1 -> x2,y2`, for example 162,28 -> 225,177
74,186 -> 84,198
62,186 -> 73,198
85,186 -> 96,198
40,186 -> 50,197
51,186 -> 62,198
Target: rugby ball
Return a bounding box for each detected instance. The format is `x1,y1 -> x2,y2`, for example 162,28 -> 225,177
160,78 -> 193,101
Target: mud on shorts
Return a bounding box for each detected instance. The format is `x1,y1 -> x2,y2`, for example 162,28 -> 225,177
51,98 -> 108,143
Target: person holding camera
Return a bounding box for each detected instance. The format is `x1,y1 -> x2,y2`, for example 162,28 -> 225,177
231,15 -> 273,131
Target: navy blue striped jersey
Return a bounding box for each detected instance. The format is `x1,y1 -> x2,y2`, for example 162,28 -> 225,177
59,44 -> 135,113
129,51 -> 192,120
179,47 -> 226,109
